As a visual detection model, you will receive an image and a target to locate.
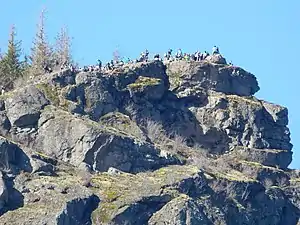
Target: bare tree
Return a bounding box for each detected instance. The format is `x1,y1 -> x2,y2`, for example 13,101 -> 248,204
145,119 -> 169,147
54,26 -> 72,68
30,8 -> 52,76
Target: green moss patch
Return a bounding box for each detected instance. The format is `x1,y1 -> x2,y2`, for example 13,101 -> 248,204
128,76 -> 161,89
91,165 -> 200,223
239,160 -> 283,172
36,83 -> 60,106
36,83 -> 70,110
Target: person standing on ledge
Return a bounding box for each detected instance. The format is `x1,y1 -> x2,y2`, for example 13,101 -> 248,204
212,46 -> 219,54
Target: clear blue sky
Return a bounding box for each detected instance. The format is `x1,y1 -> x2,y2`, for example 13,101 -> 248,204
1,1 -> 299,168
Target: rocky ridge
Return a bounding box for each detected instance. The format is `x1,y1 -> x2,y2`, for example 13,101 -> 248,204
0,54 -> 299,224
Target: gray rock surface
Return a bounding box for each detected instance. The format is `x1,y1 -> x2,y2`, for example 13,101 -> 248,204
0,59 -> 298,225
56,194 -> 99,225
73,72 -> 118,120
5,86 -> 49,128
148,197 -> 211,225
189,93 -> 292,154
0,137 -> 32,174
166,60 -> 259,96
206,53 -> 227,64
0,171 -> 100,225
32,106 -> 180,173
127,76 -> 165,101
30,156 -> 56,176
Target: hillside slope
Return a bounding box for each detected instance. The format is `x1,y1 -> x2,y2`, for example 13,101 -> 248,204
0,54 -> 299,225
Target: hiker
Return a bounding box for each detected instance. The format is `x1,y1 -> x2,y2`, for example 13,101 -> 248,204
119,60 -> 124,66
212,46 -> 219,54
195,51 -> 201,61
106,63 -> 112,70
166,49 -> 172,60
145,49 -> 149,61
176,49 -> 183,60
154,54 -> 160,61
184,53 -> 189,61
190,53 -> 196,61
202,51 -> 209,60
138,52 -> 144,62
139,49 -> 149,62
97,59 -> 102,70
83,66 -> 88,72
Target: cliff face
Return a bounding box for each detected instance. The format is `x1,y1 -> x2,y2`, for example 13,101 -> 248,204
0,55 -> 299,225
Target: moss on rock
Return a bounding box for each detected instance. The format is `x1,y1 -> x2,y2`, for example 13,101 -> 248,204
128,76 -> 161,89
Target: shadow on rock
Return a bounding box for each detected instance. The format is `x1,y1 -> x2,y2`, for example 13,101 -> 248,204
111,195 -> 172,225
56,194 -> 100,225
0,137 -> 32,175
0,176 -> 24,216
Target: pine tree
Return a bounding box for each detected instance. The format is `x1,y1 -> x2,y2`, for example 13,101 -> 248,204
30,9 -> 52,76
54,26 -> 72,68
0,25 -> 23,88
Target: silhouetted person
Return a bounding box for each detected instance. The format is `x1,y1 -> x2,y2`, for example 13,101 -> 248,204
212,46 -> 219,54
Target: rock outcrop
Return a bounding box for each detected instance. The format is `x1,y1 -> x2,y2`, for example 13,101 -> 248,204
5,86 -> 49,128
0,57 -> 298,225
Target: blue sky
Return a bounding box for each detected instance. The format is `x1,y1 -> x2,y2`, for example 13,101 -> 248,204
1,0 -> 299,168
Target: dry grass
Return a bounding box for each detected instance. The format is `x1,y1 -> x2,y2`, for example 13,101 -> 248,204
145,119 -> 171,148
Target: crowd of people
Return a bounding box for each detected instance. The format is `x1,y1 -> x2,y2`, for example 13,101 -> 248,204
0,46 -> 224,95
44,46 -> 223,74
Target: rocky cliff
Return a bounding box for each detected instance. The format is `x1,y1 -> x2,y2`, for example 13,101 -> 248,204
0,54 -> 299,225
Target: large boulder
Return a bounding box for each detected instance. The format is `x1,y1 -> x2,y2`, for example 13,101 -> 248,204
113,61 -> 169,91
148,196 -> 211,225
49,68 -> 76,87
189,93 -> 292,155
206,54 -> 227,64
70,72 -> 118,120
0,173 -> 100,225
127,76 -> 166,101
5,86 -> 49,128
166,60 -> 259,96
0,137 -> 32,174
232,147 -> 292,169
99,112 -> 147,142
30,153 -> 56,176
56,194 -> 100,225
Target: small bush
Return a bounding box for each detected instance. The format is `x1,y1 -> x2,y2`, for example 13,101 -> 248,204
145,119 -> 169,147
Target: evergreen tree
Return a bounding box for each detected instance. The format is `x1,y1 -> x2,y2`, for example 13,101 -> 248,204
0,25 -> 23,89
30,9 -> 52,76
54,26 -> 72,68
